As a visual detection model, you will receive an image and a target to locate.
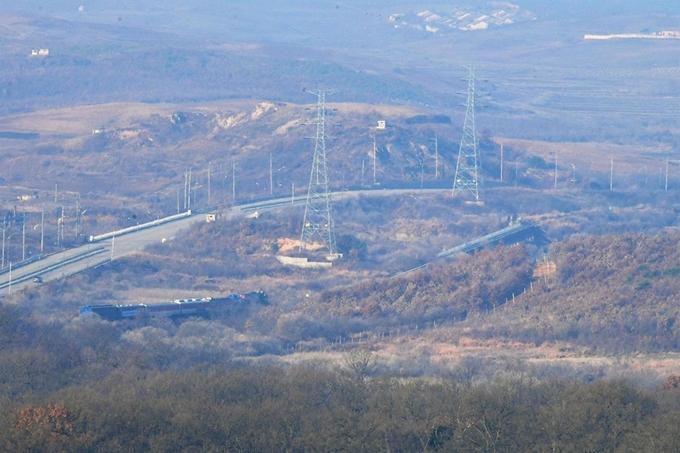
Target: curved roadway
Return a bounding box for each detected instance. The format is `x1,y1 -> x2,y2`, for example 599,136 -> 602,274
0,188 -> 449,296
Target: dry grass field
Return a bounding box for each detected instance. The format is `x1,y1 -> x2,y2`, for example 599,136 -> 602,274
0,103 -> 177,135
2,3 -> 680,386
498,138 -> 674,174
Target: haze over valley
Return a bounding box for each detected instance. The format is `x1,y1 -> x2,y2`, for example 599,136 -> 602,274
2,1 -> 680,450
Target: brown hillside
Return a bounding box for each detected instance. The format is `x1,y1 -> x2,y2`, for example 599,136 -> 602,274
492,233 -> 680,352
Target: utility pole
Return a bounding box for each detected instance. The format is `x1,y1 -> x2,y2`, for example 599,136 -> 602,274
1,220 -> 5,270
208,161 -> 212,205
300,89 -> 337,256
434,135 -> 439,179
361,159 -> 365,188
500,142 -> 504,182
221,163 -> 226,201
40,206 -> 44,254
56,208 -> 60,247
268,153 -> 274,196
269,153 -> 273,197
373,136 -> 378,185
187,167 -> 192,211
232,161 -> 236,203
21,213 -> 25,261
60,207 -> 65,245
75,193 -> 80,237
183,168 -> 188,210
194,176 -> 199,209
452,66 -> 482,201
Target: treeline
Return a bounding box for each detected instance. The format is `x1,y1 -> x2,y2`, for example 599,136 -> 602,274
3,356 -> 680,452
316,245 -> 534,319
17,198 -> 680,356
466,232 -> 680,354
9,298 -> 678,452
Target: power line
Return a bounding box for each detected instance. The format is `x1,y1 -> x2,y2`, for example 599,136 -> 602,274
499,142 -> 503,182
452,66 -> 482,202
208,161 -> 212,204
232,161 -> 236,203
187,167 -> 192,211
373,136 -> 378,185
434,135 -> 439,179
300,90 -> 337,256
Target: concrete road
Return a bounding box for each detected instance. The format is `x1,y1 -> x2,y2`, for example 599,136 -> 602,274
0,213 -> 207,296
0,188 -> 450,296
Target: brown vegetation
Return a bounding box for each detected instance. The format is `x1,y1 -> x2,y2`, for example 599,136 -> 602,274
0,332 -> 679,452
2,5 -> 680,449
315,245 -> 533,319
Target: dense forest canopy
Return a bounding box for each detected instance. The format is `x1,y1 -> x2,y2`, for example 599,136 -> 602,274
2,337 -> 680,452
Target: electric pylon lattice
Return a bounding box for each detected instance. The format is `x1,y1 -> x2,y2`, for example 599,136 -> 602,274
300,90 -> 336,255
452,67 -> 482,201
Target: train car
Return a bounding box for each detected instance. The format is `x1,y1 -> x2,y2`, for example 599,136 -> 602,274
118,304 -> 147,319
80,304 -> 121,321
175,298 -> 212,317
208,294 -> 243,308
209,291 -> 269,307
243,291 -> 269,305
80,292 -> 268,321
145,302 -> 183,317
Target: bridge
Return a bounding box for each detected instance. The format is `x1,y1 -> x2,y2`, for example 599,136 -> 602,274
0,188 -> 547,295
0,213 -> 205,295
0,189 -> 436,295
436,221 -> 548,259
394,221 -> 549,278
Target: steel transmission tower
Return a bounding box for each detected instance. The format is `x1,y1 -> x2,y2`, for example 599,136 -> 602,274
452,67 -> 482,202
300,90 -> 336,255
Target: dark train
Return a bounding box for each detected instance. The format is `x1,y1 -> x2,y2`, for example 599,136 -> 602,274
80,291 -> 269,321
